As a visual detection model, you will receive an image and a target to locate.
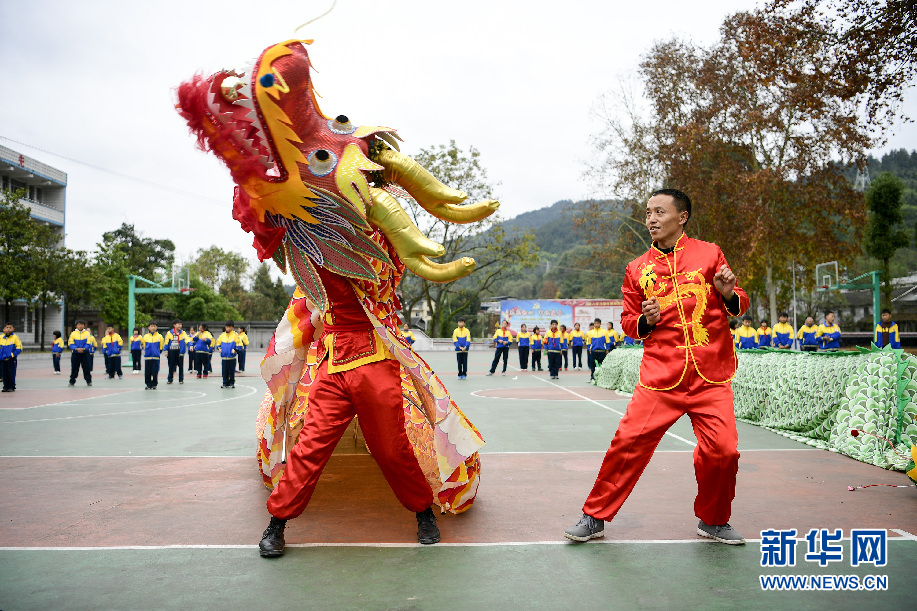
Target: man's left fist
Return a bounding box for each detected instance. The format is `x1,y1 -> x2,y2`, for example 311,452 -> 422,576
714,264 -> 736,300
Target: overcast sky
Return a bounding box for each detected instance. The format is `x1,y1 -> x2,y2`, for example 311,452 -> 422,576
2,0 -> 914,279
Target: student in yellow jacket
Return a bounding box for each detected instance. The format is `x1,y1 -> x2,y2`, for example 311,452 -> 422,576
236,325 -> 250,371
570,323 -> 585,370
1,323 -> 23,392
100,325 -> 124,379
452,317 -> 471,379
68,320 -> 93,387
142,323 -> 166,390
215,321 -> 241,388
516,324 -> 531,371
51,330 -> 65,375
164,320 -> 190,384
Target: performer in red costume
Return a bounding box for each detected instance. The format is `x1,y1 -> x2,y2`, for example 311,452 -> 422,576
565,188 -> 748,545
262,266 -> 439,554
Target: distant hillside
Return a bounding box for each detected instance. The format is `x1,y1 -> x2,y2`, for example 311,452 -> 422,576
501,199 -> 603,255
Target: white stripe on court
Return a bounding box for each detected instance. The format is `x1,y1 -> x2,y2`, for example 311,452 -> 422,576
530,375 -> 698,448
2,535 -> 915,551
2,384 -> 259,424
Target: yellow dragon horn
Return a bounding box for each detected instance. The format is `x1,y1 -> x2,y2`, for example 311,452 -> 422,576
374,149 -> 499,224
367,187 -> 476,283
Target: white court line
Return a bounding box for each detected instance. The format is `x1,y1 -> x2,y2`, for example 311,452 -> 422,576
0,389 -> 138,411
0,449 -> 823,458
529,375 -> 698,448
469,388 -> 628,402
2,385 -> 259,424
3,535 -> 916,551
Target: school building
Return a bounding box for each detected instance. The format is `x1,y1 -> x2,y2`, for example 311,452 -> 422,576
0,144 -> 67,348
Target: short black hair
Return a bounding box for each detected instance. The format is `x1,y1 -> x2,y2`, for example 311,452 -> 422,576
173,319 -> 181,325
133,328 -> 140,333
729,320 -> 738,329
239,326 -> 245,332
779,312 -> 788,318
75,319 -> 86,325
743,315 -> 752,321
457,317 -> 465,322
224,320 -> 235,328
53,330 -> 61,338
881,308 -> 892,315
652,188 -> 692,225
550,319 -> 558,324
594,318 -> 601,324
825,311 -> 834,316
760,319 -> 768,325
201,324 -> 209,330
560,324 -> 567,330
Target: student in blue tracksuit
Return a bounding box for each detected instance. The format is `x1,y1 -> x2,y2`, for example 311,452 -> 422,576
735,316 -> 759,349
51,330 -> 65,374
516,324 -> 531,370
874,309 -> 901,349
142,323 -> 165,389
402,324 -> 416,347
68,320 -> 93,386
452,317 -> 471,379
588,318 -> 608,380
756,320 -> 773,348
818,311 -> 841,351
129,328 -> 143,372
165,320 -> 190,384
488,321 -> 512,376
100,325 -> 124,379
530,326 -> 543,371
797,316 -> 819,352
193,324 -> 213,378
215,321 -> 240,389
544,320 -> 564,379
570,323 -> 585,369
772,313 -> 795,350
1,324 -> 22,392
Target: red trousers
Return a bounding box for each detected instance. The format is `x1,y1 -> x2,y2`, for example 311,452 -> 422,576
267,358 -> 434,519
583,366 -> 740,525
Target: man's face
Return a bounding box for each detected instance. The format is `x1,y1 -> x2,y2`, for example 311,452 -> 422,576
149,324 -> 157,333
779,316 -> 788,324
550,322 -> 557,331
826,313 -> 835,325
106,327 -> 113,335
743,319 -> 751,327
76,323 -> 85,330
3,325 -> 12,335
645,194 -> 686,244
458,321 -> 465,328
175,323 -> 182,331
225,326 -> 233,333
881,312 -> 892,324
805,317 -> 814,327
574,324 -> 580,330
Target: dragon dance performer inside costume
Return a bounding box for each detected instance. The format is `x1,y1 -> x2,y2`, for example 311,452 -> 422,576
260,266 -> 442,555
565,188 -> 748,545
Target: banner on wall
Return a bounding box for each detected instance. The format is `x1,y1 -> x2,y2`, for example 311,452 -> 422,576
500,299 -> 624,332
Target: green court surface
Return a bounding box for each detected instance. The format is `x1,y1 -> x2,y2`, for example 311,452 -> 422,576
1,351 -> 914,610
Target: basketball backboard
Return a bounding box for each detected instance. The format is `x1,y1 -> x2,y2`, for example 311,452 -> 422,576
814,261 -> 839,292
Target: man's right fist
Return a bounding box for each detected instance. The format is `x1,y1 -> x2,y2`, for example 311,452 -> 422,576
642,297 -> 661,326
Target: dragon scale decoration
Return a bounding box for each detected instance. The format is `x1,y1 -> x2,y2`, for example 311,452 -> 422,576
176,39 -> 497,513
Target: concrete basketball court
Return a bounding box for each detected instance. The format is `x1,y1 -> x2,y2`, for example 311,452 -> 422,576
1,351 -> 914,609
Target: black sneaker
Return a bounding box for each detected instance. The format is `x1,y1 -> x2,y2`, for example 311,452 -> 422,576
87,382 -> 92,386
259,516 -> 287,557
416,507 -> 440,545
697,521 -> 745,545
564,513 -> 605,542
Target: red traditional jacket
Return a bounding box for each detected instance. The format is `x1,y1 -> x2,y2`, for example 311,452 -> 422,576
620,233 -> 748,390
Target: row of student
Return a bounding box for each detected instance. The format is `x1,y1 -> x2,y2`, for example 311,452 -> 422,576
60,320 -> 249,390
445,317 -> 640,380
729,309 -> 901,350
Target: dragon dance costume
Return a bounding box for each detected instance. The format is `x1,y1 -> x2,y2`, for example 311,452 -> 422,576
176,38 -> 496,546
583,233 -> 748,526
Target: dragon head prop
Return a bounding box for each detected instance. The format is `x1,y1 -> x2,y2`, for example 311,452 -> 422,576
176,39 -> 499,309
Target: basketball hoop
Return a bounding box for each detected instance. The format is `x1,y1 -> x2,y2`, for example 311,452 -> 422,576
179,287 -> 196,294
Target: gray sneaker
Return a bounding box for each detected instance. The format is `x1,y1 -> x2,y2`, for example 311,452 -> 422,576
697,520 -> 746,545
564,513 -> 604,542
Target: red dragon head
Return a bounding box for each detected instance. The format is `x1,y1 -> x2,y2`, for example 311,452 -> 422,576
176,39 -> 499,310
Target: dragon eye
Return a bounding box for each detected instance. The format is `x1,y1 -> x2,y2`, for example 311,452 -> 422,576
220,75 -> 245,102
307,149 -> 337,176
259,73 -> 275,88
328,115 -> 356,134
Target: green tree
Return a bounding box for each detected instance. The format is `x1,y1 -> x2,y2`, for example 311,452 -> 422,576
397,141 -> 539,336
865,172 -> 910,309
93,241 -> 135,329
0,189 -> 56,323
189,246 -> 249,292
166,274 -> 241,322
239,263 -> 290,320
100,224 -> 175,316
